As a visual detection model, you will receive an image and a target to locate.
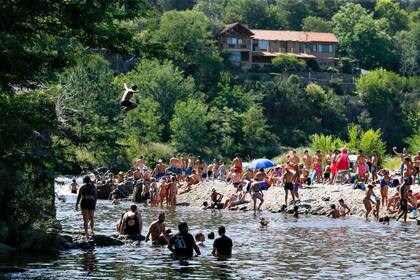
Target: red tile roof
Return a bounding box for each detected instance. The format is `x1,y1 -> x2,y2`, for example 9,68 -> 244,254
250,29 -> 338,43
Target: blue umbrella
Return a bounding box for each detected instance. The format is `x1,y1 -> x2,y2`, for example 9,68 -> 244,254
249,159 -> 275,169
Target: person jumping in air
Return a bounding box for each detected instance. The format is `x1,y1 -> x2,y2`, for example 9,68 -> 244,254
121,83 -> 138,115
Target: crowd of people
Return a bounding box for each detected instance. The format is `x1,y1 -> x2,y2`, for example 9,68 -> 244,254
71,147 -> 420,258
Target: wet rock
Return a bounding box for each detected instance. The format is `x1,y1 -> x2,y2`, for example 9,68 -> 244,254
229,207 -> 238,211
91,235 -> 124,246
298,204 -> 312,210
286,209 -> 294,214
59,235 -> 74,250
0,242 -> 15,256
239,206 -> 247,211
18,229 -> 58,252
311,210 -> 319,215
176,202 -> 189,207
73,239 -> 94,250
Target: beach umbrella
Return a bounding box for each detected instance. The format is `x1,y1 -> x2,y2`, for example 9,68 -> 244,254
349,155 -> 357,163
249,159 -> 275,169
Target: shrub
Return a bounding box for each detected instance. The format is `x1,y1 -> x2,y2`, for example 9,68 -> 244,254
339,57 -> 353,74
272,55 -> 305,72
127,142 -> 176,168
309,134 -> 345,159
306,59 -> 320,71
346,124 -> 386,159
403,130 -> 420,153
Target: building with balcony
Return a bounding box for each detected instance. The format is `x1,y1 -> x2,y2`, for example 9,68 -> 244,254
219,23 -> 338,69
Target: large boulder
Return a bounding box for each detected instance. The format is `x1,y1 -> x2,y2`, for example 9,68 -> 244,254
0,242 -> 15,257
96,182 -> 113,200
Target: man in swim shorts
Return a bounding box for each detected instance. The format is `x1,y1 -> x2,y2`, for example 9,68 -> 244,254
283,168 -> 296,205
69,179 -> 79,194
250,181 -> 264,211
121,83 -> 138,115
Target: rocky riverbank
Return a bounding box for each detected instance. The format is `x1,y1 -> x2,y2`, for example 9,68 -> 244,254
177,180 -> 420,219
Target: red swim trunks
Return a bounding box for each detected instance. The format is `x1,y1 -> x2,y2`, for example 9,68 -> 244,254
234,166 -> 243,174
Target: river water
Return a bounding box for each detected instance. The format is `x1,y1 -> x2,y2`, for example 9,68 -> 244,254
4,178 -> 420,279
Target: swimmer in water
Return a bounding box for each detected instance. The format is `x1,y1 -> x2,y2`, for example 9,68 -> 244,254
145,212 -> 170,245
338,199 -> 351,217
327,204 -> 340,219
69,179 -> 79,194
260,218 -> 269,227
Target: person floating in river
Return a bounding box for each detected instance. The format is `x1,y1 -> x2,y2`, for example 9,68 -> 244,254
168,222 -> 201,260
121,83 -> 138,115
117,204 -> 143,237
76,176 -> 97,238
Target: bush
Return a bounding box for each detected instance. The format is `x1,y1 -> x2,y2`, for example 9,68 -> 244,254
309,134 -> 345,159
346,124 -> 386,159
306,59 -> 320,71
272,55 -> 305,72
404,130 -> 420,153
127,142 -> 176,168
339,57 -> 353,74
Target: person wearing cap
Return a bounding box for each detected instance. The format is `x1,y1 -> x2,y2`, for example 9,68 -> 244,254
117,204 -> 143,236
121,83 -> 139,115
168,222 -> 200,260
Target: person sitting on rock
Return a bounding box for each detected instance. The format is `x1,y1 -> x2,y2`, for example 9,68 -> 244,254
117,204 -> 143,236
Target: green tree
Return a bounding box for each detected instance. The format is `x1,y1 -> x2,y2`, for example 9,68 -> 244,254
119,59 -> 197,141
374,0 -> 409,34
404,130 -> 420,153
356,69 -> 415,147
345,124 -> 386,158
157,0 -> 196,11
333,3 -> 398,69
309,134 -> 345,158
302,16 -> 333,32
277,0 -> 309,30
149,10 -> 222,84
272,55 -> 305,72
396,22 -> 420,76
224,0 -> 283,29
170,99 -> 209,153
241,106 -> 278,158
194,0 -> 226,35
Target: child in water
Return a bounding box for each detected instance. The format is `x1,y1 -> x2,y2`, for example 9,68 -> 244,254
327,204 -> 340,218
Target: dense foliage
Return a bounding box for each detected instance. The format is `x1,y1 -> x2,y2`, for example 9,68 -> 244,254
1,0 -> 419,229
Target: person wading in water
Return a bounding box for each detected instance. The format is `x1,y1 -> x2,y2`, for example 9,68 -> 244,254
76,176 -> 97,238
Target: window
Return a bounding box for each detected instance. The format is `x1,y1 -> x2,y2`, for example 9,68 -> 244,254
258,40 -> 269,51
310,44 -> 317,52
299,43 -> 305,53
238,38 -> 243,45
229,51 -> 241,62
318,44 -> 332,53
227,37 -> 237,45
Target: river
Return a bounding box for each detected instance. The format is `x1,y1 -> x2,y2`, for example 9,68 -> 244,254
3,178 -> 420,279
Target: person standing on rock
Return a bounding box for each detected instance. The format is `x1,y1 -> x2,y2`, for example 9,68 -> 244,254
76,176 -> 97,238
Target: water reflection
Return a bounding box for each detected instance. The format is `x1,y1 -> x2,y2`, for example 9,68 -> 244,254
81,250 -> 97,275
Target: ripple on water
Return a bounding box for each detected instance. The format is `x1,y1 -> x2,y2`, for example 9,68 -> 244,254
4,185 -> 420,279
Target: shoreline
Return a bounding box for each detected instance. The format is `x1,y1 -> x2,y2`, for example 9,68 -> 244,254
177,180 -> 420,221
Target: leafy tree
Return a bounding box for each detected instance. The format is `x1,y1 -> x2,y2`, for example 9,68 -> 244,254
170,99 -> 209,153
149,10 -> 222,85
345,124 -> 386,158
241,106 -> 278,158
396,22 -> 420,76
224,0 -> 283,29
356,69 -> 415,147
374,0 -> 409,34
403,130 -> 420,153
302,16 -> 333,32
118,59 -> 197,141
277,0 -> 309,30
194,0 -> 226,34
157,0 -> 196,11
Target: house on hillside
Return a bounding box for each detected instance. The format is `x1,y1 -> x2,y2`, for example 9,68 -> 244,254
219,23 -> 338,69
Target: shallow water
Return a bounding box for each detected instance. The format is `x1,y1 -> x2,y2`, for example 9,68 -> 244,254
3,178 -> 420,279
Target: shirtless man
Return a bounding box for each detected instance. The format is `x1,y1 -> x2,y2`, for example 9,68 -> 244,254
327,204 -> 340,219
210,189 -> 223,209
254,168 -> 267,181
232,153 -> 243,177
168,176 -> 179,206
312,150 -> 323,184
145,213 -> 170,245
121,83 -> 138,115
393,147 -> 410,175
153,159 -> 166,181
338,199 -> 351,216
283,168 -> 296,205
69,179 -> 79,194
196,157 -> 206,180
185,154 -> 194,176
355,150 -> 368,183
249,181 -> 264,211
402,157 -> 415,185
169,155 -> 182,176
290,150 -> 300,165
135,156 -> 145,171
414,151 -> 420,185
371,150 -> 379,182
303,150 -> 312,171
189,170 -> 201,185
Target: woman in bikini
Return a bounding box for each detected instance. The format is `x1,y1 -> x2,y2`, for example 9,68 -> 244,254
76,176 -> 98,238
363,184 -> 378,221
